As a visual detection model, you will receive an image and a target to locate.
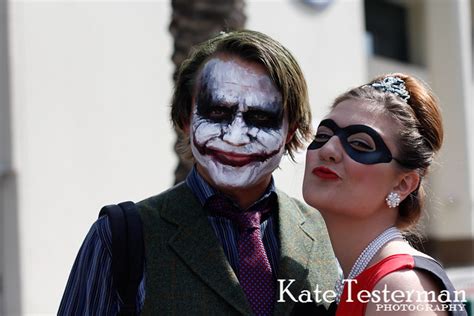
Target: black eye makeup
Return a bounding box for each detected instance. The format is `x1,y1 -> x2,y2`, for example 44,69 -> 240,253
243,107 -> 283,129
196,82 -> 236,124
308,119 -> 400,165
204,105 -> 236,124
196,80 -> 283,129
314,127 -> 333,143
347,133 -> 376,152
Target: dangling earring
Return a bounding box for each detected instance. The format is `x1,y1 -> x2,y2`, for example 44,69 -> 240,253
386,192 -> 401,208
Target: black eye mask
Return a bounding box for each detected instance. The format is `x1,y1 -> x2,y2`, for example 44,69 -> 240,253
308,119 -> 399,165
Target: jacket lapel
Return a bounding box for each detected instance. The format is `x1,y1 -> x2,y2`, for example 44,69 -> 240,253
161,184 -> 252,315
274,190 -> 339,313
274,190 -> 317,315
160,184 -> 335,315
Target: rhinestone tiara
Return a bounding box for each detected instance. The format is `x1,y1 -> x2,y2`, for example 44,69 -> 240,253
370,76 -> 410,102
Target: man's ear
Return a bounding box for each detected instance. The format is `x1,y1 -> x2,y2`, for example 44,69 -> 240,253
182,121 -> 190,135
182,102 -> 193,135
392,171 -> 420,202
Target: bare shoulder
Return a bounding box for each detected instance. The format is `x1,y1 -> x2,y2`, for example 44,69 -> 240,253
365,269 -> 449,316
374,268 -> 440,289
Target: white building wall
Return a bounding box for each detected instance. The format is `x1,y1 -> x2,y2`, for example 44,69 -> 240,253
425,0 -> 473,239
7,1 -> 175,314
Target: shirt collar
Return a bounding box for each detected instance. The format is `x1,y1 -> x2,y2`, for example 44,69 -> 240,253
185,165 -> 276,209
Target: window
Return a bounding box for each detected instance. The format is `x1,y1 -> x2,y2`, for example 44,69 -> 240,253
365,0 -> 409,63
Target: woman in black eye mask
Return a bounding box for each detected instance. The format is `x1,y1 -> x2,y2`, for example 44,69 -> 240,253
303,73 -> 467,316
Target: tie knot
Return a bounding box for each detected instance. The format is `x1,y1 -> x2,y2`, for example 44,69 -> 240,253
206,194 -> 276,315
206,195 -> 271,231
237,211 -> 261,230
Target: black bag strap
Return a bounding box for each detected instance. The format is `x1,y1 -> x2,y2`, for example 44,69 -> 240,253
99,201 -> 144,316
413,256 -> 468,316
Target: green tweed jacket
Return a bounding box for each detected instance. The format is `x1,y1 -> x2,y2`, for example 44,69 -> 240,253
138,182 -> 338,315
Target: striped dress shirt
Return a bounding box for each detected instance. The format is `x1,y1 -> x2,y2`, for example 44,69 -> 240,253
58,166 -> 280,315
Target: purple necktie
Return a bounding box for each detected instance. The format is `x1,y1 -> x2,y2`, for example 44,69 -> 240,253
207,195 -> 275,316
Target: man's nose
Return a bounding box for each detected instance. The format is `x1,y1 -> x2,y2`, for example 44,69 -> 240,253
222,113 -> 250,146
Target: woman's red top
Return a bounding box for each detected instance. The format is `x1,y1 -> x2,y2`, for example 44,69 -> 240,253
336,254 -> 415,316
334,253 -> 466,316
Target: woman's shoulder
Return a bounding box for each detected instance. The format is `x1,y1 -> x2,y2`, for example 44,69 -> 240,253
372,265 -> 442,291
365,250 -> 453,316
365,267 -> 449,316
374,243 -> 449,288
370,246 -> 448,296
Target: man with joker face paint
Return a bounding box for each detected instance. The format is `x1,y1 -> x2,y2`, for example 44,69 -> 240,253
59,30 -> 338,316
191,55 -> 289,195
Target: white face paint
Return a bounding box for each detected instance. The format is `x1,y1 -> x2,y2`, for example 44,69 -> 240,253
190,57 -> 289,188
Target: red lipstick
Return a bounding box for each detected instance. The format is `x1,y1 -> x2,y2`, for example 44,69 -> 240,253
312,166 -> 340,180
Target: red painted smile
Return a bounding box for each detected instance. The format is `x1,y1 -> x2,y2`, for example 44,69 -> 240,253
211,149 -> 263,167
193,138 -> 279,167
